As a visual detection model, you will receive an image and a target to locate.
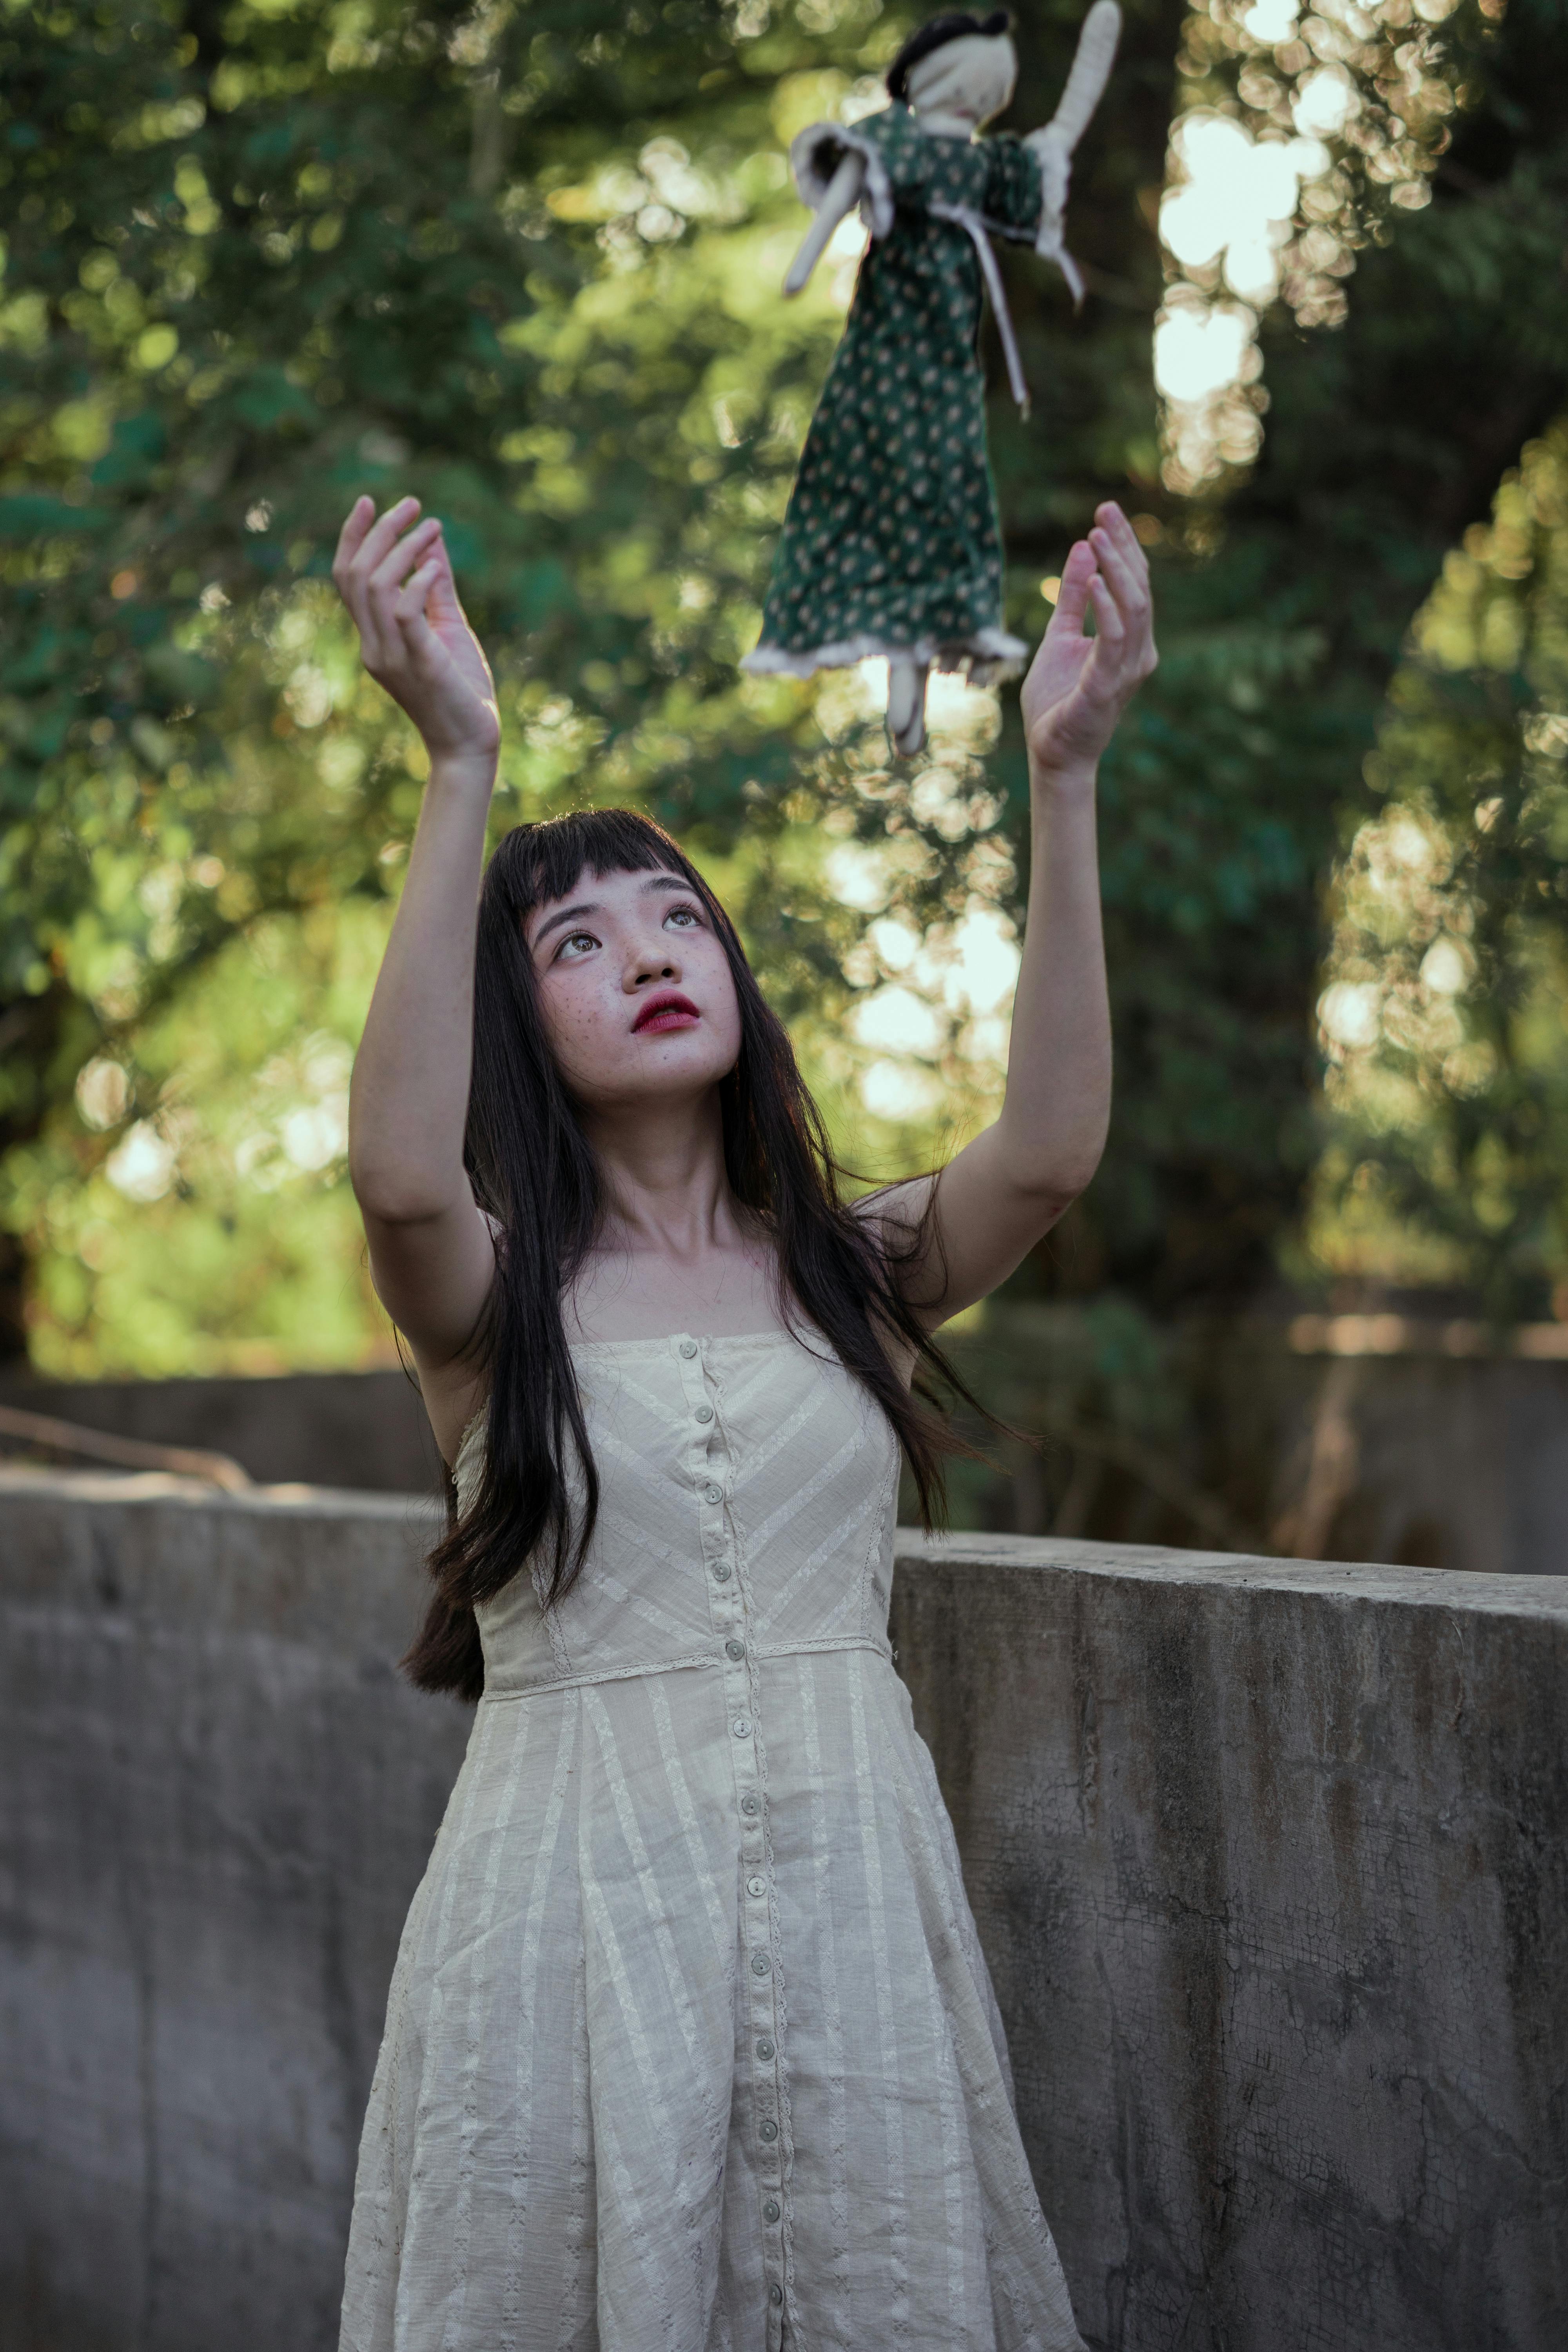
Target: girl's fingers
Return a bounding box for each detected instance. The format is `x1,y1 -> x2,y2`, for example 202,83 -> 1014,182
355,500 -> 423,642
1028,502 -> 1156,758
1050,539 -> 1097,636
1097,505 -> 1158,677
423,534 -> 463,624
358,519 -> 442,683
368,516 -> 442,618
1086,575 -> 1125,671
354,495 -> 421,581
1095,508 -> 1153,646
1096,500 -> 1150,586
397,591 -> 443,675
1088,535 -> 1138,632
332,497 -> 381,655
394,558 -> 441,630
1091,524 -> 1153,687
1090,522 -> 1147,625
334,497 -> 420,667
332,496 -> 374,580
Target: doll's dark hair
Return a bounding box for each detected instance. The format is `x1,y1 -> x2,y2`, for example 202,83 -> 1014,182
404,805 -> 980,1704
886,9 -> 1012,102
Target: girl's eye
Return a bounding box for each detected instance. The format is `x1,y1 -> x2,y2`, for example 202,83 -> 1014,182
555,930 -> 598,961
665,905 -> 699,929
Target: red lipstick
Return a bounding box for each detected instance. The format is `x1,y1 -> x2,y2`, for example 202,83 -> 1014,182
632,991 -> 700,1035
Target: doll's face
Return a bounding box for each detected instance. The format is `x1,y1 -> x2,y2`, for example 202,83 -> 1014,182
906,33 -> 1018,129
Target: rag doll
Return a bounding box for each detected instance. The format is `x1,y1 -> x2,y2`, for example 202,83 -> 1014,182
741,2 -> 1120,757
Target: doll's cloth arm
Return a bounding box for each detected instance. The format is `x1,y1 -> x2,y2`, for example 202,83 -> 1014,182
790,122 -> 896,241
783,147 -> 867,296
1023,0 -> 1121,304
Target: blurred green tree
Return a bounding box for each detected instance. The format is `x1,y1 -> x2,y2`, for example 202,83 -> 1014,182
0,0 -> 1188,1370
4,0 -> 1567,1497
1052,0 -> 1568,1315
1308,417 -> 1568,1317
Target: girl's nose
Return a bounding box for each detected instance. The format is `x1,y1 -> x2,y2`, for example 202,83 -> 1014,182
627,944 -> 679,989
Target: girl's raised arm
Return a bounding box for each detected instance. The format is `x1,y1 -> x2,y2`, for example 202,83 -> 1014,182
863,499 -> 1156,1328
334,496 -> 501,1456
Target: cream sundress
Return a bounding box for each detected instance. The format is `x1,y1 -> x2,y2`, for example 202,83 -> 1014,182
339,1330 -> 1087,2352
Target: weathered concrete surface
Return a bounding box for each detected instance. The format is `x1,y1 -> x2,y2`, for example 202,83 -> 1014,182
1,1473 -> 1564,2352
890,1533 -> 1568,2352
0,1469 -> 465,2352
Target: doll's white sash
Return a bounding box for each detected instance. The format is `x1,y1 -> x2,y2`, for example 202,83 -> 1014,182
927,202 -> 1033,417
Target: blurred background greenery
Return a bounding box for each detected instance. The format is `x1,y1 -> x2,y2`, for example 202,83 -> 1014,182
3,0 -> 1566,1539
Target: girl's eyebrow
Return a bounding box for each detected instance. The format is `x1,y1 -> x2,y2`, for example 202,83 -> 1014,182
533,900 -> 597,949
531,873 -> 690,951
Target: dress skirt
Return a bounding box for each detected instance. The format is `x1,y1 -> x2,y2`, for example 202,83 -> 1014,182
339,1329 -> 1087,2352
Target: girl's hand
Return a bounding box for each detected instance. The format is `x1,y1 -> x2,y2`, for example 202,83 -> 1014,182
332,496 -> 500,770
1019,501 -> 1157,782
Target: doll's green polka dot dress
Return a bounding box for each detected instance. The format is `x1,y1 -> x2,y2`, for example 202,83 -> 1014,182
743,105 -> 1044,683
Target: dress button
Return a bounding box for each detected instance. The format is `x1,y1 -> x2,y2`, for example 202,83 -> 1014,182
756,2036 -> 775,2060
733,1717 -> 752,1738
747,1875 -> 766,1897
763,2199 -> 780,2224
714,1563 -> 732,1582
695,1404 -> 714,1424
725,1639 -> 745,1660
759,2119 -> 779,2143
740,1793 -> 759,1816
705,1485 -> 723,1504
770,2284 -> 783,2307
751,1949 -> 771,1976
680,1339 -> 698,1358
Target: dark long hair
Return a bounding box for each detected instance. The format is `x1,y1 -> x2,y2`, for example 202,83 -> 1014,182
405,807 -> 975,1702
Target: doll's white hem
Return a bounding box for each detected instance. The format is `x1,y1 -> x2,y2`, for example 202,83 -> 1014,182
742,626 -> 1028,686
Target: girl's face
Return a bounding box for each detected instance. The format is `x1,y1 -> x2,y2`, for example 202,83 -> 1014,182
526,864 -> 744,1115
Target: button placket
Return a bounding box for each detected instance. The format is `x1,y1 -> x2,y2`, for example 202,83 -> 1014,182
674,1336 -> 788,2330
740,1766 -> 786,2294
675,1334 -> 729,1597
748,1909 -> 786,2312
682,1345 -> 789,2314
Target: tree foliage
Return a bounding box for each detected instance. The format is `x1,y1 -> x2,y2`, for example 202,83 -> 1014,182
0,0 -> 1185,1367
1073,0 -> 1568,1311
1312,418 -> 1568,1314
3,0 -> 1568,1429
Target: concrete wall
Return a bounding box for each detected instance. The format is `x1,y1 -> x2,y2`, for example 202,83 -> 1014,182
1,1471 -> 1563,2352
1214,1336 -> 1568,1577
0,1366 -> 440,1493
9,1338 -> 1568,1574
890,1535 -> 1568,2352
0,1470 -> 459,2352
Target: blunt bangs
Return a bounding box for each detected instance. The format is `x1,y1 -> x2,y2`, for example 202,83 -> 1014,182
499,808 -> 701,923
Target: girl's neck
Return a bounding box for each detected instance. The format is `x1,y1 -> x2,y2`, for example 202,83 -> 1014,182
567,1093 -> 784,1342
582,1093 -> 742,1260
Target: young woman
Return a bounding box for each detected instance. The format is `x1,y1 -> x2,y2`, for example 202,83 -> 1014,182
333,488 -> 1154,2352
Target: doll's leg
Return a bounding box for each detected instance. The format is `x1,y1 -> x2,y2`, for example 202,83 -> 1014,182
887,659 -> 928,758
